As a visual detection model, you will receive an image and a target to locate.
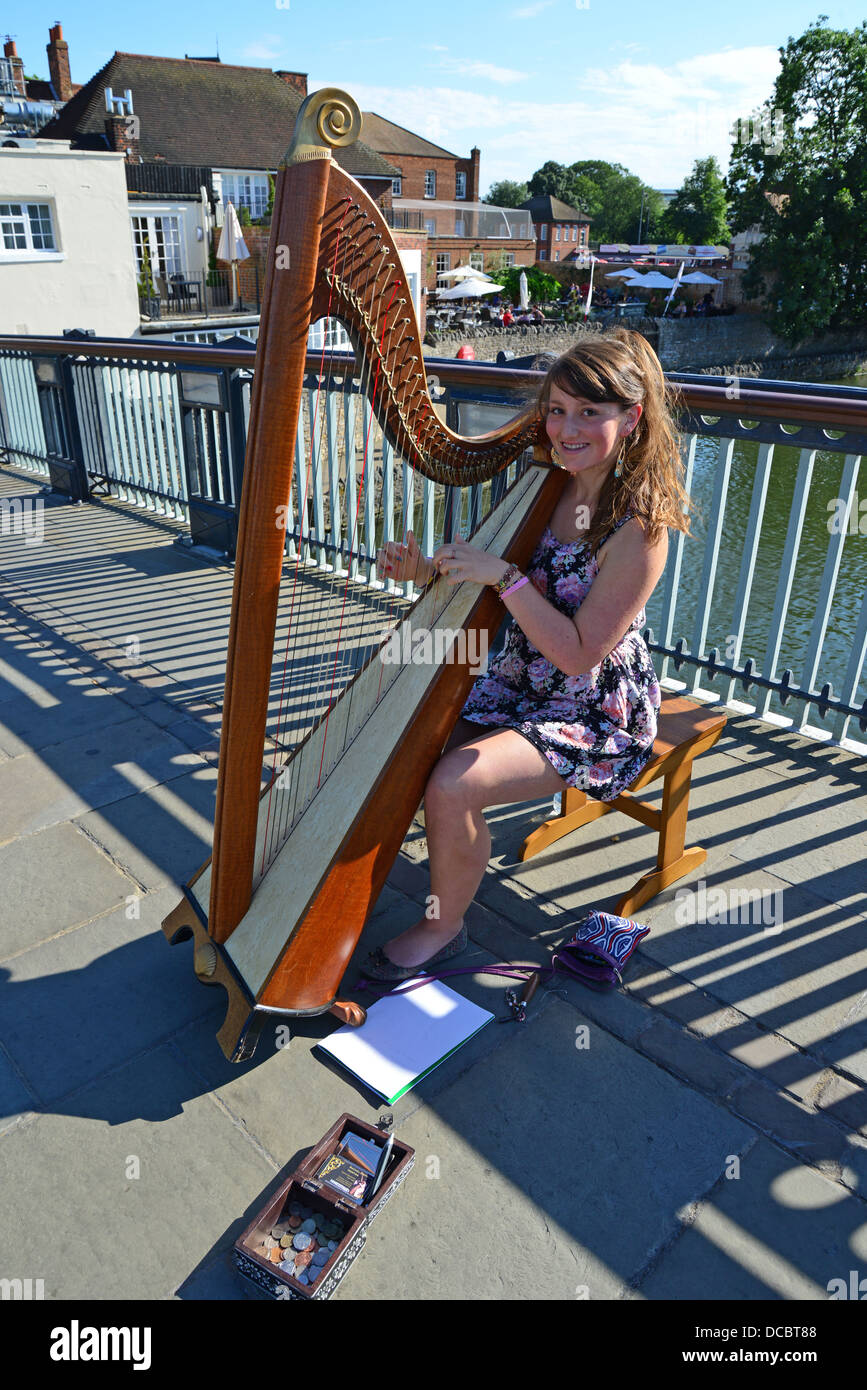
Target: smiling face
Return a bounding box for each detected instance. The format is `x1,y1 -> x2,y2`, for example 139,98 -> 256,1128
545,382 -> 641,479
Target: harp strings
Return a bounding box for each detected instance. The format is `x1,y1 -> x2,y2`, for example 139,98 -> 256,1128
257,193 -> 523,877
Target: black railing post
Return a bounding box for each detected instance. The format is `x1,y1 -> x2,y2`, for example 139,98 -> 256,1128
35,346 -> 89,501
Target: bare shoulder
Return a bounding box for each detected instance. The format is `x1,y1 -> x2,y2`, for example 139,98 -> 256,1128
598,515 -> 668,575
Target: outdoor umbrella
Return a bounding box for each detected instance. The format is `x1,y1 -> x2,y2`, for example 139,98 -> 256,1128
518,270 -> 529,310
680,271 -> 721,284
437,264 -> 494,282
605,269 -> 641,279
216,200 -> 250,309
634,271 -> 676,289
437,277 -> 503,300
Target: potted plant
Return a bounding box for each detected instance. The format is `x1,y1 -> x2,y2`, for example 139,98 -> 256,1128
137,245 -> 161,318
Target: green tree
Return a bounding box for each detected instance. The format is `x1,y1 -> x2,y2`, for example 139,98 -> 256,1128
660,157 -> 730,245
528,158 -> 663,243
484,179 -> 529,208
727,17 -> 867,342
485,261 -> 561,303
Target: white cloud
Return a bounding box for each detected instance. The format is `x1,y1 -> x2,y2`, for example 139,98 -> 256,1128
240,36 -> 285,63
314,46 -> 783,188
438,58 -> 528,85
512,1 -> 555,17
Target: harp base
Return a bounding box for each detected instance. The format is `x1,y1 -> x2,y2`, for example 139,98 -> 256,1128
161,890 -> 366,1062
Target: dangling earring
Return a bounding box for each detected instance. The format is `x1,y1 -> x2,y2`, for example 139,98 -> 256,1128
613,438 -> 627,479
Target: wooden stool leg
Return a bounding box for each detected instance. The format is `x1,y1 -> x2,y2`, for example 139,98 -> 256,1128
519,787 -> 610,862
614,754 -> 706,918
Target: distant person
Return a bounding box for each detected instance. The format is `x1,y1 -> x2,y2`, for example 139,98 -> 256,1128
501,308 -> 515,327
672,301 -> 687,317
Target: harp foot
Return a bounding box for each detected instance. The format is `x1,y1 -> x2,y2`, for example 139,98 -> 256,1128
329,999 -> 367,1028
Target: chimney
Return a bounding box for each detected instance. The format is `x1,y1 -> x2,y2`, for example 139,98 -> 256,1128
104,113 -> 140,161
3,39 -> 26,96
47,22 -> 73,102
469,147 -> 480,203
275,70 -> 307,97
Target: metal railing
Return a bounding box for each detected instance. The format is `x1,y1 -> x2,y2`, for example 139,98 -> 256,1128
0,332 -> 865,751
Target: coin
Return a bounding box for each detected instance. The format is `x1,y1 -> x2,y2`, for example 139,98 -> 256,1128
327,1240 -> 337,1251
279,1259 -> 296,1275
288,1216 -> 301,1231
294,1248 -> 313,1270
268,1247 -> 283,1264
301,1218 -> 316,1234
270,1226 -> 283,1238
288,1201 -> 302,1217
313,1248 -> 329,1266
296,1272 -> 309,1285
308,1266 -> 321,1282
292,1231 -> 312,1252
264,1236 -> 277,1251
279,1234 -> 293,1249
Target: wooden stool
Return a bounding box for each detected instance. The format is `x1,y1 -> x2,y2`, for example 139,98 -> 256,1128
518,695 -> 727,919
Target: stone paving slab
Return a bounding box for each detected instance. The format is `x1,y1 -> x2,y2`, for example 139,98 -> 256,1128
0,1044 -> 278,1300
329,993 -> 756,1301
634,863 -> 867,1084
0,717 -> 206,839
0,820 -> 135,955
74,765 -> 218,892
638,1136 -> 866,1300
0,883 -> 217,1107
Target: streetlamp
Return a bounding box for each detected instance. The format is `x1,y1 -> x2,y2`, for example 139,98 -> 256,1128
637,189 -> 647,243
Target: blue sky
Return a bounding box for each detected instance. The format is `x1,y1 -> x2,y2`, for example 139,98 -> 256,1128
12,2 -> 866,189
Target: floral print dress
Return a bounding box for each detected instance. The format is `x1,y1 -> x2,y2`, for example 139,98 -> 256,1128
460,515 -> 661,800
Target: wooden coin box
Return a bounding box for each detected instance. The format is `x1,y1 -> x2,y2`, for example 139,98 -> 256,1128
233,1113 -> 415,1301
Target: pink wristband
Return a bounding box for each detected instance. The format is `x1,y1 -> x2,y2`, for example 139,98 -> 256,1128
501,575 -> 529,598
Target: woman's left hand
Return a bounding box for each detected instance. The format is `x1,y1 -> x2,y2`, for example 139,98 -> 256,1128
431,540 -> 509,588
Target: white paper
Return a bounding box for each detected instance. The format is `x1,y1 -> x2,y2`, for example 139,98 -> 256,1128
317,976 -> 494,1102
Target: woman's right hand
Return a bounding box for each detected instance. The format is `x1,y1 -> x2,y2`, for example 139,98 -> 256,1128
375,530 -> 434,586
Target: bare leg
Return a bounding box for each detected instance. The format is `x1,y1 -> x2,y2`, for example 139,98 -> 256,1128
381,728 -> 566,969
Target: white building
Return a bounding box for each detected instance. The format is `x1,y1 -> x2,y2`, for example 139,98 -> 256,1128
0,140 -> 140,337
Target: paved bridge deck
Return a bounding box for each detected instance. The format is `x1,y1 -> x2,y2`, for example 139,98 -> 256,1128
0,466 -> 865,1303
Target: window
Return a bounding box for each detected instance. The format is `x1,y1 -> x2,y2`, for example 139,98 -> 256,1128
454,218 -> 465,237
539,223 -> 547,240
424,170 -> 436,198
131,214 -> 184,279
572,226 -> 577,241
424,218 -> 436,235
220,172 -> 269,220
436,252 -> 451,275
504,253 -> 515,267
392,173 -> 403,196
554,251 -> 560,261
469,252 -> 484,272
538,248 -> 547,260
0,202 -> 56,252
455,171 -> 466,200
555,225 -> 561,241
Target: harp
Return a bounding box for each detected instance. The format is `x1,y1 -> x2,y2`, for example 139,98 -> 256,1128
161,89 -> 565,1060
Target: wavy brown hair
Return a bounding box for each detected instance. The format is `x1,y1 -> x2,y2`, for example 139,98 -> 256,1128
535,329 -> 693,556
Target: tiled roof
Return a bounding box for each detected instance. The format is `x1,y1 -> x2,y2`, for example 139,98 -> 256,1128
521,194 -> 592,223
38,55 -> 398,178
360,112 -> 458,160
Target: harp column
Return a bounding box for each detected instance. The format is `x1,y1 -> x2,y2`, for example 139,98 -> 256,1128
209,90 -> 363,945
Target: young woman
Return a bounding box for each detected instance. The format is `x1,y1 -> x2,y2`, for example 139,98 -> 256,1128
365,329 -> 692,980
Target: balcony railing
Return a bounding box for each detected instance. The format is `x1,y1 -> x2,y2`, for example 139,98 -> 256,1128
0,333 -> 865,752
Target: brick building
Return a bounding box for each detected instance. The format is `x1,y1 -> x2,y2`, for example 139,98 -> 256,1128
521,194 -> 591,265
360,112 -> 536,294
37,43 -> 399,304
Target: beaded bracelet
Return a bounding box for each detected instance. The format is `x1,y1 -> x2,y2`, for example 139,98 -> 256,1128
493,563 -> 522,596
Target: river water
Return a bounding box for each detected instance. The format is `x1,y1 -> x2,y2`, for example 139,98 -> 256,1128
643,370 -> 867,731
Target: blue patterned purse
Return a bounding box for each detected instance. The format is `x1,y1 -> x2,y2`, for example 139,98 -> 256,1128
551,911 -> 650,991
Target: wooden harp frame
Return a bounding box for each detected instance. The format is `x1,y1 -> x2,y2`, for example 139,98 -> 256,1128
161,89 -> 565,1061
